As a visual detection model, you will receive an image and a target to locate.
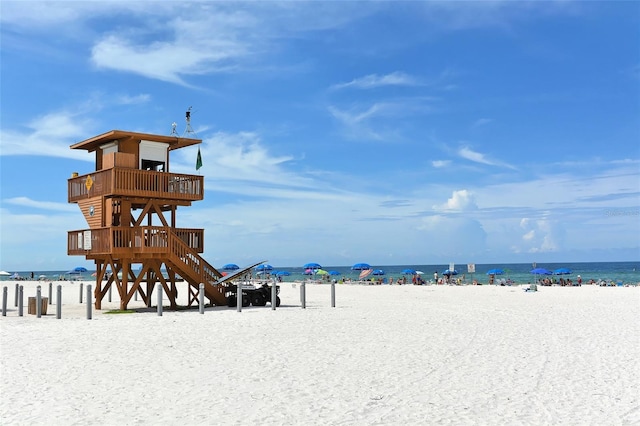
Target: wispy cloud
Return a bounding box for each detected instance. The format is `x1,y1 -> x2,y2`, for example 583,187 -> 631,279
457,146 -> 516,170
4,197 -> 76,212
472,118 -> 493,128
432,160 -> 451,168
331,72 -> 419,90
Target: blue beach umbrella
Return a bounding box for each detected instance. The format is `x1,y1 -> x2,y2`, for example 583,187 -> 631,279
486,269 -> 504,275
275,271 -> 291,276
553,268 -> 572,275
372,269 -> 385,275
329,271 -> 341,276
222,263 -> 240,271
443,269 -> 458,276
255,264 -> 273,272
402,268 -> 416,275
351,263 -> 371,270
530,268 -> 552,275
74,266 -> 88,273
303,262 -> 322,269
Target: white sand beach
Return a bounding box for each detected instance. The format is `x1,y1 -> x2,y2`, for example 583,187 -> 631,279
1,281 -> 639,425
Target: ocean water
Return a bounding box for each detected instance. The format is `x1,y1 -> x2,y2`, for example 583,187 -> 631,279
1,261 -> 639,285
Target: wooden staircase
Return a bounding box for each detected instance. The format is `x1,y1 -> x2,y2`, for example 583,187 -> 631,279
166,231 -> 229,306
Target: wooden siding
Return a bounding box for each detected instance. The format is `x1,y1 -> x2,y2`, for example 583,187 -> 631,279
77,196 -> 103,228
102,152 -> 136,170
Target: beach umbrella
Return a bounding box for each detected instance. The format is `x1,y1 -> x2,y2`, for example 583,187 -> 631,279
73,266 -> 88,273
222,263 -> 240,271
9,273 -> 20,279
303,269 -> 314,275
486,269 -> 504,275
316,269 -> 329,275
530,268 -> 552,275
401,268 -> 416,275
415,271 -> 424,275
329,271 -> 341,276
275,271 -> 291,276
303,263 -> 322,269
351,263 -> 371,270
0,271 -> 10,276
553,268 -> 572,275
372,269 -> 385,275
359,269 -> 373,279
443,269 -> 458,276
255,264 -> 273,272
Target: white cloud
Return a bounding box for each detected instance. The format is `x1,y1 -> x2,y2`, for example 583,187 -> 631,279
434,189 -> 478,211
472,118 -> 493,127
4,197 -> 76,213
0,111 -> 93,160
457,146 -> 516,169
332,72 -> 419,90
432,160 -> 451,168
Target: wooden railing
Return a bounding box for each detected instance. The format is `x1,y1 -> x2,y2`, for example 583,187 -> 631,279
67,226 -> 204,255
68,225 -> 226,304
166,232 -> 226,305
68,168 -> 204,202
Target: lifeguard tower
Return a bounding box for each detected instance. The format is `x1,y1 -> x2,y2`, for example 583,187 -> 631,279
67,128 -> 234,310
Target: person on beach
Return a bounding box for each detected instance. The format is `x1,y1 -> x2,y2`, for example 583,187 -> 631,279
433,271 -> 438,282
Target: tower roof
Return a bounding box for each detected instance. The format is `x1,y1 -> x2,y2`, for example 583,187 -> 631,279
70,130 -> 201,152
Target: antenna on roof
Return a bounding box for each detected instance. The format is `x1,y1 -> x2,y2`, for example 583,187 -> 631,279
170,122 -> 179,137
183,106 -> 197,138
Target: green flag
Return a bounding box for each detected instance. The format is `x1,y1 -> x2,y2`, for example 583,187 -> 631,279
196,147 -> 203,170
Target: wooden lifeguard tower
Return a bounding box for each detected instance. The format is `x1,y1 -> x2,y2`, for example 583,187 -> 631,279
67,129 -> 232,310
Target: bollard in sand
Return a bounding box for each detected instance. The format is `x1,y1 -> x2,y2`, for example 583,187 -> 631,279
237,283 -> 242,313
86,285 -> 92,320
14,283 -> 18,307
272,281 -> 277,311
57,285 -> 62,319
18,285 -> 23,316
79,282 -> 83,304
108,284 -> 112,302
2,286 -> 7,317
199,283 -> 204,314
49,282 -> 52,305
331,281 -> 336,307
36,285 -> 42,318
301,282 -> 306,309
157,284 -> 163,316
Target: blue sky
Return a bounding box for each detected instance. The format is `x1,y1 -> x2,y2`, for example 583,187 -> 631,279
1,1 -> 639,271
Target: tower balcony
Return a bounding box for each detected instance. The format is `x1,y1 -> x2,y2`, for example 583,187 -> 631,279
68,168 -> 204,203
68,226 -> 204,256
